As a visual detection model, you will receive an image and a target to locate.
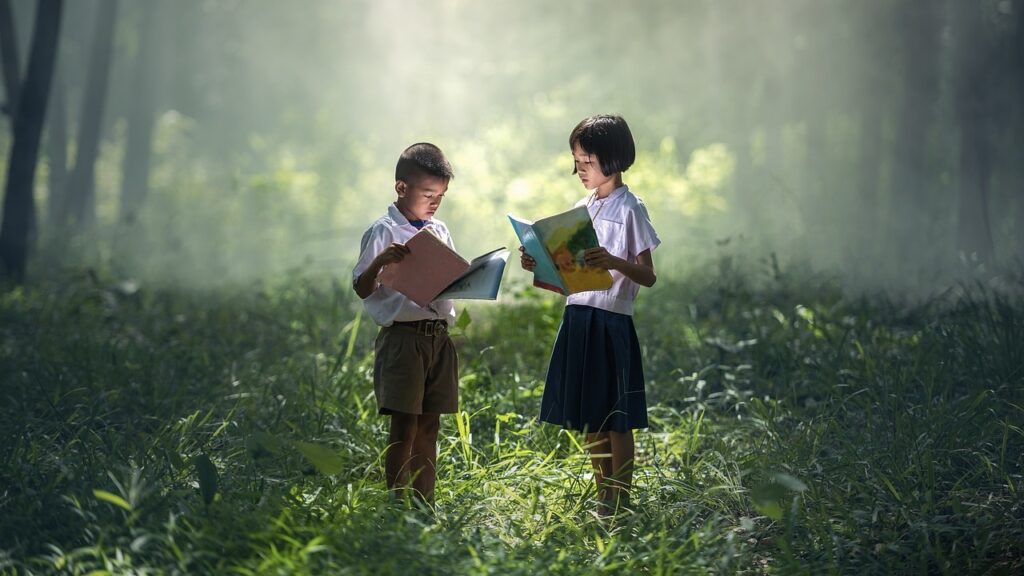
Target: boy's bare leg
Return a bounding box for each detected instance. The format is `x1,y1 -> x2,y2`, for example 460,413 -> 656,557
608,430 -> 635,508
386,412 -> 418,494
410,413 -> 440,503
586,432 -> 613,504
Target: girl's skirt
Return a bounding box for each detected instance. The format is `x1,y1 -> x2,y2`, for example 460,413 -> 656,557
540,304 -> 649,433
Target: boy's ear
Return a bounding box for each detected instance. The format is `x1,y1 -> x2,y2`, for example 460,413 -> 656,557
395,180 -> 406,197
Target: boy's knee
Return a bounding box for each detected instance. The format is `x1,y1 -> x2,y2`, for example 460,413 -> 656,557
390,413 -> 419,440
417,414 -> 440,438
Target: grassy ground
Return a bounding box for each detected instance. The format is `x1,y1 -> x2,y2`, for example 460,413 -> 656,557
0,270 -> 1022,575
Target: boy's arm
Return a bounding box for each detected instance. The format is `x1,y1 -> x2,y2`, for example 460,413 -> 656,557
353,242 -> 410,299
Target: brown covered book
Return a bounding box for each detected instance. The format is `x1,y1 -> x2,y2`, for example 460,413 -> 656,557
377,229 -> 509,308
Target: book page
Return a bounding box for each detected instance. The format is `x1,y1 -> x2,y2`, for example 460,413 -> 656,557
531,205 -> 613,294
435,248 -> 510,301
378,229 -> 470,307
508,214 -> 566,294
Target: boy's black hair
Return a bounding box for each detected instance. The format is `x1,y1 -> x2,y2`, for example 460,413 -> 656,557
569,115 -> 635,176
395,142 -> 454,183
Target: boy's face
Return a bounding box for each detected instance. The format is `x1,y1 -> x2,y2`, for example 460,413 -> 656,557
395,173 -> 448,221
572,143 -> 613,191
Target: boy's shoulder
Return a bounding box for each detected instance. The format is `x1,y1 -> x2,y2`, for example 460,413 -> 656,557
364,206 -> 405,233
427,217 -> 451,235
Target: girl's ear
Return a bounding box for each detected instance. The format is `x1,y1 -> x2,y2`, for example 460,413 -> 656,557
395,180 -> 406,197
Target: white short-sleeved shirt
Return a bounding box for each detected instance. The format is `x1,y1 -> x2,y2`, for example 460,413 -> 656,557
565,185 -> 660,316
352,203 -> 457,327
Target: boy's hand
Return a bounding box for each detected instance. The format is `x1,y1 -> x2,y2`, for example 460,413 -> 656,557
583,247 -> 621,270
519,246 -> 536,271
355,242 -> 410,299
375,242 -> 410,268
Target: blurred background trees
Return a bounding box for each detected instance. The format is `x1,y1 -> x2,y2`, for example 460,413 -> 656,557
0,0 -> 1021,293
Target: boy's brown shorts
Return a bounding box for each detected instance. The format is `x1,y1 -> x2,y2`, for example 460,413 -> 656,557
373,320 -> 459,415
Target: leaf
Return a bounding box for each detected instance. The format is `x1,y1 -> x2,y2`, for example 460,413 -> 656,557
292,441 -> 344,476
93,489 -> 132,511
772,473 -> 808,492
194,453 -> 219,506
456,308 -> 472,331
247,431 -> 283,459
751,472 -> 808,520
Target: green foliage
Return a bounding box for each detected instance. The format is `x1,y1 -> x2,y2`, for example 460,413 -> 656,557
1,269 -> 1022,574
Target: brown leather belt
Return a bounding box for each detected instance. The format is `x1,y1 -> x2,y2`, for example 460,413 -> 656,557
392,319 -> 448,336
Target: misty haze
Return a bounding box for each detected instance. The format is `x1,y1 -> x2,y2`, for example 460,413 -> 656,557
0,1 -> 1021,574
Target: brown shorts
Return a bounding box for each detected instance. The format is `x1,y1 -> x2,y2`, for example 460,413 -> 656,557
373,320 -> 459,415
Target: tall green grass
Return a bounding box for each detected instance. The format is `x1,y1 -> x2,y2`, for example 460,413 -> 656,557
1,271 -> 1021,574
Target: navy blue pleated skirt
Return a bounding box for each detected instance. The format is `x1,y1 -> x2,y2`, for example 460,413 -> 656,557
540,304 -> 649,433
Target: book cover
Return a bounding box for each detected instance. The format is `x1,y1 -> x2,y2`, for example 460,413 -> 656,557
507,205 -> 613,295
378,229 -> 508,307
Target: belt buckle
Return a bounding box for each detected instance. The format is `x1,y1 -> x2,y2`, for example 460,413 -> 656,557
423,320 -> 434,336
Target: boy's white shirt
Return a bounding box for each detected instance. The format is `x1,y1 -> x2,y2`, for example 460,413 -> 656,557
352,203 -> 457,327
566,184 -> 661,316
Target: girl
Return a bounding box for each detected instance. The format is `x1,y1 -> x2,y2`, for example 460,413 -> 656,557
520,114 -> 660,515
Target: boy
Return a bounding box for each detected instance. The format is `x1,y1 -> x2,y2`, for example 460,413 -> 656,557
352,142 -> 458,504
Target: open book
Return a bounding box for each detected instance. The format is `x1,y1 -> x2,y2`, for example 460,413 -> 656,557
377,228 -> 509,308
508,205 -> 613,295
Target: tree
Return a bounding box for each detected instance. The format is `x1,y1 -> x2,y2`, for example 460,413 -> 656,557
0,0 -> 19,120
119,0 -> 159,226
46,70 -> 66,229
64,0 -> 116,231
890,0 -> 941,278
953,0 -> 994,265
0,0 -> 63,281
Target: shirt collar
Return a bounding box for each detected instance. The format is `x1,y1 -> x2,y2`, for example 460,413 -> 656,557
593,184 -> 628,204
388,203 -> 432,229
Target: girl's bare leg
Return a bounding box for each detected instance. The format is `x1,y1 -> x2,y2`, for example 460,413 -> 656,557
608,430 -> 635,508
586,431 -> 613,509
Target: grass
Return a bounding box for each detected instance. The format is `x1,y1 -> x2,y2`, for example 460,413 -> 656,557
0,268 -> 1022,575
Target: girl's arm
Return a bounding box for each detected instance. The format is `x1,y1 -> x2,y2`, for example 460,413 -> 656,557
584,247 -> 656,287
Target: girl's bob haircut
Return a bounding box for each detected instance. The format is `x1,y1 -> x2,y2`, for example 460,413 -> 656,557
569,115 -> 636,177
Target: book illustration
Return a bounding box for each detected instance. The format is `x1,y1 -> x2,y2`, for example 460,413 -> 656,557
508,205 -> 613,295
377,228 -> 508,307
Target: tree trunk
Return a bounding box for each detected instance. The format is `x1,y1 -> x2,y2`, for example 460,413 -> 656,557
66,0 -> 116,231
0,0 -> 63,281
119,0 -> 158,226
953,0 -> 994,265
890,0 -> 940,278
0,0 -> 19,119
1015,0 -> 1024,263
46,73 -> 66,229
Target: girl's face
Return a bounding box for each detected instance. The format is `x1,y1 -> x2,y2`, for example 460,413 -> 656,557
572,143 -> 616,193
395,174 -> 448,221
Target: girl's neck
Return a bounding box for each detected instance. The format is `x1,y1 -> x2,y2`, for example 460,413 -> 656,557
593,174 -> 623,199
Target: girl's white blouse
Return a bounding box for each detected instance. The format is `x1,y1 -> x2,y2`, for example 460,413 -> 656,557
566,185 -> 661,316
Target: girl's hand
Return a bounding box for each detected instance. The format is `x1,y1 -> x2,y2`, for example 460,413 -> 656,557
583,247 -> 621,270
519,246 -> 536,271
375,242 -> 410,267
